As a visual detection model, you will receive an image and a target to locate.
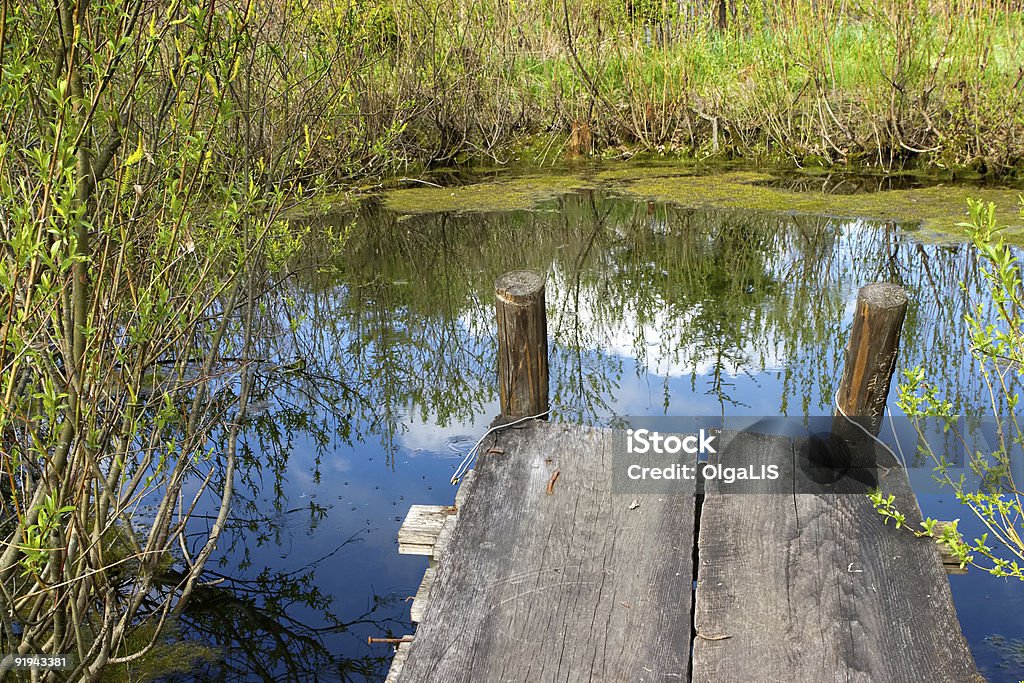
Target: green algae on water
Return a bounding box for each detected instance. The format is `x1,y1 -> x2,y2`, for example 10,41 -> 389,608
615,171 -> 1024,242
383,175 -> 596,214
373,163 -> 1024,244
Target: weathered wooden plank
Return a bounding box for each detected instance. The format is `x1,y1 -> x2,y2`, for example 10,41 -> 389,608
398,504 -> 456,556
454,469 -> 475,509
410,567 -> 436,624
396,422 -> 695,682
431,515 -> 457,563
692,430 -> 981,683
384,640 -> 412,683
933,521 -> 969,575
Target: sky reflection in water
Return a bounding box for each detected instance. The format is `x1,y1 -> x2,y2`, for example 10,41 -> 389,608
173,190 -> 1023,682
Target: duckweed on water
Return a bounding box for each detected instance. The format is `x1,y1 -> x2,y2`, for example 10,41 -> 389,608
615,172 -> 1024,242
383,175 -> 596,214
381,166 -> 1024,243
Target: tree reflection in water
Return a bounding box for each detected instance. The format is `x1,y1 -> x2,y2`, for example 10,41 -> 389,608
156,189 -> 999,681
158,539 -> 398,681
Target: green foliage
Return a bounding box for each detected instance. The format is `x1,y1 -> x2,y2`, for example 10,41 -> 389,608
869,489 -> 908,529
890,198 -> 1024,580
8,0 -> 1004,176
3,0 -> 1024,675
0,0 -> 1018,178
0,0 -> 338,676
19,493 -> 77,577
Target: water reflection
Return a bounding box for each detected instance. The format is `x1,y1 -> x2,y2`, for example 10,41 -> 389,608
299,192 -> 987,427
162,541 -> 398,682
167,189 -> 1017,681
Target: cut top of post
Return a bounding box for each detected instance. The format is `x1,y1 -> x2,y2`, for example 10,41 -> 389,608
495,271 -> 545,304
857,282 -> 908,311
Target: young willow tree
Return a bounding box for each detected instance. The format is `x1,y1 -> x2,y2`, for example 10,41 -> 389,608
0,0 -> 320,678
883,199 -> 1024,580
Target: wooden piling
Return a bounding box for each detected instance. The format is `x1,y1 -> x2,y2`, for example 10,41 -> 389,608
833,282 -> 909,439
495,270 -> 548,419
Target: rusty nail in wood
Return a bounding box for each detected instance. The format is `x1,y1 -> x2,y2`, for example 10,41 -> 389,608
546,469 -> 560,495
367,636 -> 414,645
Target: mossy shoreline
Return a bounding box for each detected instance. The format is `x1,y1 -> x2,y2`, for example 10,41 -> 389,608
368,161 -> 1024,244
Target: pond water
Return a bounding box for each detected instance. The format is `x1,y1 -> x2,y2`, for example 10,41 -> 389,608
169,180 -> 1024,682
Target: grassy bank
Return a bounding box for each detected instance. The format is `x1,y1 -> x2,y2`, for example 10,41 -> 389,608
313,0 -> 1019,178
96,0 -> 1024,179
389,0 -> 1024,175
9,0 -> 1024,192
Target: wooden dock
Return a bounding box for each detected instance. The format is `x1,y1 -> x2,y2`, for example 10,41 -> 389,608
385,275 -> 982,682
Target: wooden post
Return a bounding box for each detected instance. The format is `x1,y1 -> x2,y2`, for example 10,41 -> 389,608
833,282 -> 909,440
495,271 -> 548,419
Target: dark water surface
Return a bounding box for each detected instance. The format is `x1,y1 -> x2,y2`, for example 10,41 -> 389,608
170,189 -> 1023,681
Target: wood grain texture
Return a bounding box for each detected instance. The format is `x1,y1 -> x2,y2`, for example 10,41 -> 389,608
692,430 -> 980,683
398,504 -> 456,556
432,515 -> 457,564
455,470 -> 475,509
385,641 -> 412,683
833,282 -> 908,438
495,271 -> 549,418
396,422 -> 695,682
411,567 -> 436,624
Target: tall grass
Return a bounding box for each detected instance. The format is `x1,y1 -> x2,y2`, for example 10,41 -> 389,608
250,0 -> 1024,175
8,0 -> 1018,185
